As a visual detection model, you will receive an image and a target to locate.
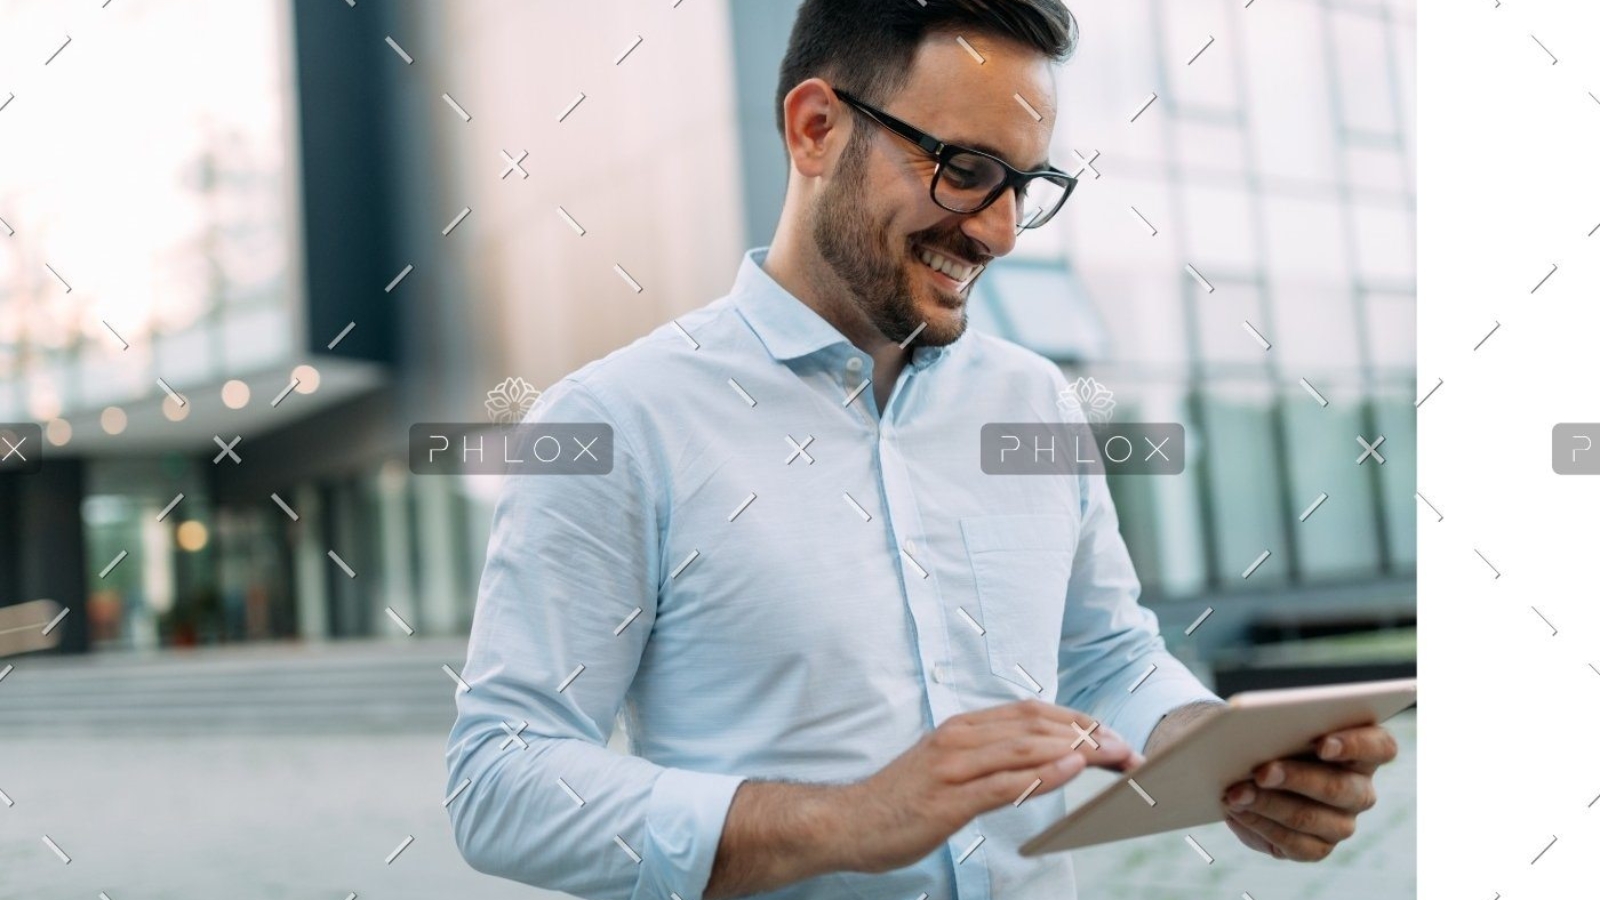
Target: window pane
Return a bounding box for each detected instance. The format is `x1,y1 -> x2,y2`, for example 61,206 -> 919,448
1330,9 -> 1400,136
1281,391 -> 1383,581
80,342 -> 157,409
1268,282 -> 1360,371
1262,195 -> 1350,284
1157,0 -> 1239,113
1345,143 -> 1409,195
25,352 -> 72,419
1126,383 -> 1209,598
1371,392 -> 1417,571
973,262 -> 1111,363
1079,268 -> 1188,369
1182,183 -> 1258,272
1241,0 -> 1336,183
1065,179 -> 1184,368
1365,289 -> 1417,371
1197,278 -> 1268,370
1392,11 -> 1418,158
155,325 -> 216,389
1352,203 -> 1415,284
1175,119 -> 1250,180
1198,381 -> 1289,589
1054,0 -> 1165,168
222,305 -> 294,374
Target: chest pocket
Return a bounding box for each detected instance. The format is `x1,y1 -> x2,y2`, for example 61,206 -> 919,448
960,514 -> 1077,696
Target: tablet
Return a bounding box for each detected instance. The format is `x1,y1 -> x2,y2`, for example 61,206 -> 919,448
1019,677 -> 1417,855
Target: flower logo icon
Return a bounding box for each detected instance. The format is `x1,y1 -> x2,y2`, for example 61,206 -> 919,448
1057,376 -> 1116,424
486,377 -> 542,425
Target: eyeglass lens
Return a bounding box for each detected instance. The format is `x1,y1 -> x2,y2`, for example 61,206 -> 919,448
935,150 -> 1069,228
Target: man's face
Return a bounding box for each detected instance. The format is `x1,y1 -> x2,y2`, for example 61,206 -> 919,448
810,31 -> 1058,349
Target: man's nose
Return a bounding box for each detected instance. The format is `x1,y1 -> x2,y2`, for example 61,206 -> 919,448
960,186 -> 1020,259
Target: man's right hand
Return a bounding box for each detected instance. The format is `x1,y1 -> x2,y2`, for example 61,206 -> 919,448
833,699 -> 1142,875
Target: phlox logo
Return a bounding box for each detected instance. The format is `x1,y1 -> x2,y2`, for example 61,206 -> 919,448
485,376 -> 542,426
409,378 -> 611,475
1057,376 -> 1116,424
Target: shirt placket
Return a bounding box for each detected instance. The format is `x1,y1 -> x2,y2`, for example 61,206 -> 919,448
866,360 -> 995,900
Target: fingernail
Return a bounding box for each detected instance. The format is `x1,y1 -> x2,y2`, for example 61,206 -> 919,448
1055,754 -> 1082,773
1319,737 -> 1342,759
1259,764 -> 1284,787
1227,785 -> 1255,808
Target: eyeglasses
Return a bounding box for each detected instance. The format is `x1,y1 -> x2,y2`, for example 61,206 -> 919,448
832,86 -> 1076,231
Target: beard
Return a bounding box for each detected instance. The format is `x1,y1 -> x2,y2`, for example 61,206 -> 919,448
810,132 -> 980,349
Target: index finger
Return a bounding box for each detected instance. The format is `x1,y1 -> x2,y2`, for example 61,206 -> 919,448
961,700 -> 1138,760
961,699 -> 1124,739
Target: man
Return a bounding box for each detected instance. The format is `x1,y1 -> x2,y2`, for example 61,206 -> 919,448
445,1 -> 1399,897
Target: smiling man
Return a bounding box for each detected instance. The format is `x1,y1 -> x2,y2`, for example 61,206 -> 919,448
445,2 -> 1398,898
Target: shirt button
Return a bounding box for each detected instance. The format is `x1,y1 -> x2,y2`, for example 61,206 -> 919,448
845,356 -> 864,372
903,539 -> 916,554
932,663 -> 950,683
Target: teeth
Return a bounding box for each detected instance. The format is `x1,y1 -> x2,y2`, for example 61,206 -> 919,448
917,246 -> 975,282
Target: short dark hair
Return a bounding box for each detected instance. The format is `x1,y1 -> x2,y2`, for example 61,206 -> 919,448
775,0 -> 1079,137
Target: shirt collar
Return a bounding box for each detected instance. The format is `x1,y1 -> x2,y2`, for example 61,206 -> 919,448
731,246 -> 955,372
731,247 -> 851,362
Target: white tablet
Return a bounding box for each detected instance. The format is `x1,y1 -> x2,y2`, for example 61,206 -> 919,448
1019,677 -> 1417,855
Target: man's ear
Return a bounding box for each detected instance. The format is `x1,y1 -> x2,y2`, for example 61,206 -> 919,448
782,77 -> 848,180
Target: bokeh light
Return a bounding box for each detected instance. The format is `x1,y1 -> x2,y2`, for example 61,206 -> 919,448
292,364 -> 320,393
176,519 -> 209,552
101,406 -> 127,435
162,393 -> 191,421
45,418 -> 72,446
222,379 -> 251,409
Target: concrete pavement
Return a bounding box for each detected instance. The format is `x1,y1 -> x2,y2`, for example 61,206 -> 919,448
0,639 -> 1414,899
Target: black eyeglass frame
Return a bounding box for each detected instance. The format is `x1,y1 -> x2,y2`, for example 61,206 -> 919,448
832,86 -> 1077,229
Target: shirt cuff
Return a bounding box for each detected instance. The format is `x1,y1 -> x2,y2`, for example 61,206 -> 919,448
1114,674 -> 1226,759
636,767 -> 749,900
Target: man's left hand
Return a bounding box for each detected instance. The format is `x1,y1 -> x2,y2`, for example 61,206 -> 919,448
1219,724 -> 1399,861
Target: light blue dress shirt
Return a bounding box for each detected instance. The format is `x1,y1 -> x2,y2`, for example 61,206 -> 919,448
445,247 -> 1224,900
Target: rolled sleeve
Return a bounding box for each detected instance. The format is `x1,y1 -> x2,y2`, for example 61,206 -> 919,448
1053,387 -> 1223,757
1105,665 -> 1226,760
444,377 -> 746,900
638,768 -> 750,899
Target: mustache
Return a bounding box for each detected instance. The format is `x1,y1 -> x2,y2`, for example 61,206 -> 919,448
911,235 -> 990,266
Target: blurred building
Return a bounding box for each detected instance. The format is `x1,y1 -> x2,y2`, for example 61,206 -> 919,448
0,0 -> 1414,682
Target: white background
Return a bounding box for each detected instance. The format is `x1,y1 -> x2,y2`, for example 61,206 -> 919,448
1419,0 -> 1600,896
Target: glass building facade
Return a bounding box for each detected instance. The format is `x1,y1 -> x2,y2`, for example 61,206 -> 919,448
731,0 -> 1416,620
1040,0 -> 1419,602
0,0 -> 1414,659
